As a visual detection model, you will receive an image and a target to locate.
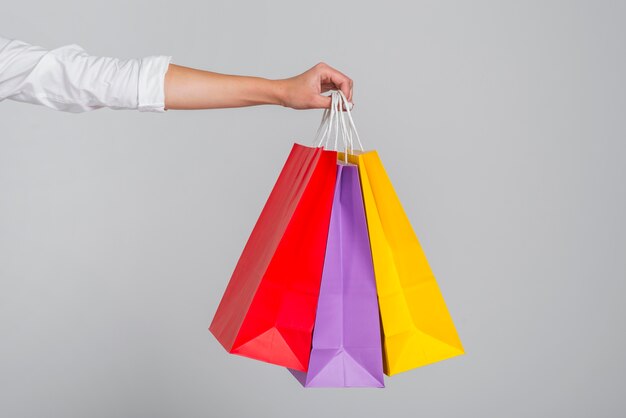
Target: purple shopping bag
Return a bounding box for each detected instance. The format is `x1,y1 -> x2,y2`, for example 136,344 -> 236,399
291,162 -> 384,388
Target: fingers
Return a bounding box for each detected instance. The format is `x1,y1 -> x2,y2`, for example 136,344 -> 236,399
315,62 -> 353,103
311,93 -> 356,111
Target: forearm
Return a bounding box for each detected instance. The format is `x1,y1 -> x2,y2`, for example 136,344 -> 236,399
164,64 -> 285,110
163,61 -> 353,111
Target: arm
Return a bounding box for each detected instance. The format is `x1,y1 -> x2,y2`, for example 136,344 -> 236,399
163,62 -> 353,110
0,36 -> 353,113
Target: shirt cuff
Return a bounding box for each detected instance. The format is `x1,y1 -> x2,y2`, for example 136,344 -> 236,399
137,55 -> 172,112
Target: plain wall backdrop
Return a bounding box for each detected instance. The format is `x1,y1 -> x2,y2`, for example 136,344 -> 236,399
1,1 -> 625,417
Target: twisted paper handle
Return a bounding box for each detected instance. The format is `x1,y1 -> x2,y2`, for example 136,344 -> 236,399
312,91 -> 364,159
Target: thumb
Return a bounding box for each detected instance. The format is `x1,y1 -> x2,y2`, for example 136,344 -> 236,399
311,94 -> 332,109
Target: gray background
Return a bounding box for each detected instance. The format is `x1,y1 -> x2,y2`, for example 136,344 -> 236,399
1,1 -> 625,417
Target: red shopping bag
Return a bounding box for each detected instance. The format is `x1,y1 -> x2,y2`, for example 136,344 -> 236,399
209,143 -> 338,371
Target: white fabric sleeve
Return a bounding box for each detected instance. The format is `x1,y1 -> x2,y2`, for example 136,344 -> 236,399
0,36 -> 172,113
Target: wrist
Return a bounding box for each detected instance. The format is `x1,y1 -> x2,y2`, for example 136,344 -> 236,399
268,78 -> 288,107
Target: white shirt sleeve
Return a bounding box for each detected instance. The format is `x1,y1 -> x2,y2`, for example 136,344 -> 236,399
0,36 -> 172,113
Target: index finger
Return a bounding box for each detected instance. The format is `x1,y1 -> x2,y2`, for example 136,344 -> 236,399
320,65 -> 353,103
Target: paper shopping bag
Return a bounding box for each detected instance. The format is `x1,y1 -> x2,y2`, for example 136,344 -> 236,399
339,150 -> 464,376
291,163 -> 384,387
210,143 -> 338,371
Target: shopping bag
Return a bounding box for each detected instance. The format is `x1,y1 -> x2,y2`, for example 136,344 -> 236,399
209,143 -> 338,371
339,149 -> 465,376
291,162 -> 384,388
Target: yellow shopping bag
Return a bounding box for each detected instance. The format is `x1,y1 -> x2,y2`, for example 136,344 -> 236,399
338,150 -> 464,376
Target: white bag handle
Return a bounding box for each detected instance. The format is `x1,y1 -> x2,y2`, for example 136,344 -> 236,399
336,90 -> 364,152
312,92 -> 347,162
312,90 -> 364,157
313,91 -> 353,150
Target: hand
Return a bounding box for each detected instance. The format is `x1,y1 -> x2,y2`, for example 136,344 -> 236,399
275,62 -> 354,110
